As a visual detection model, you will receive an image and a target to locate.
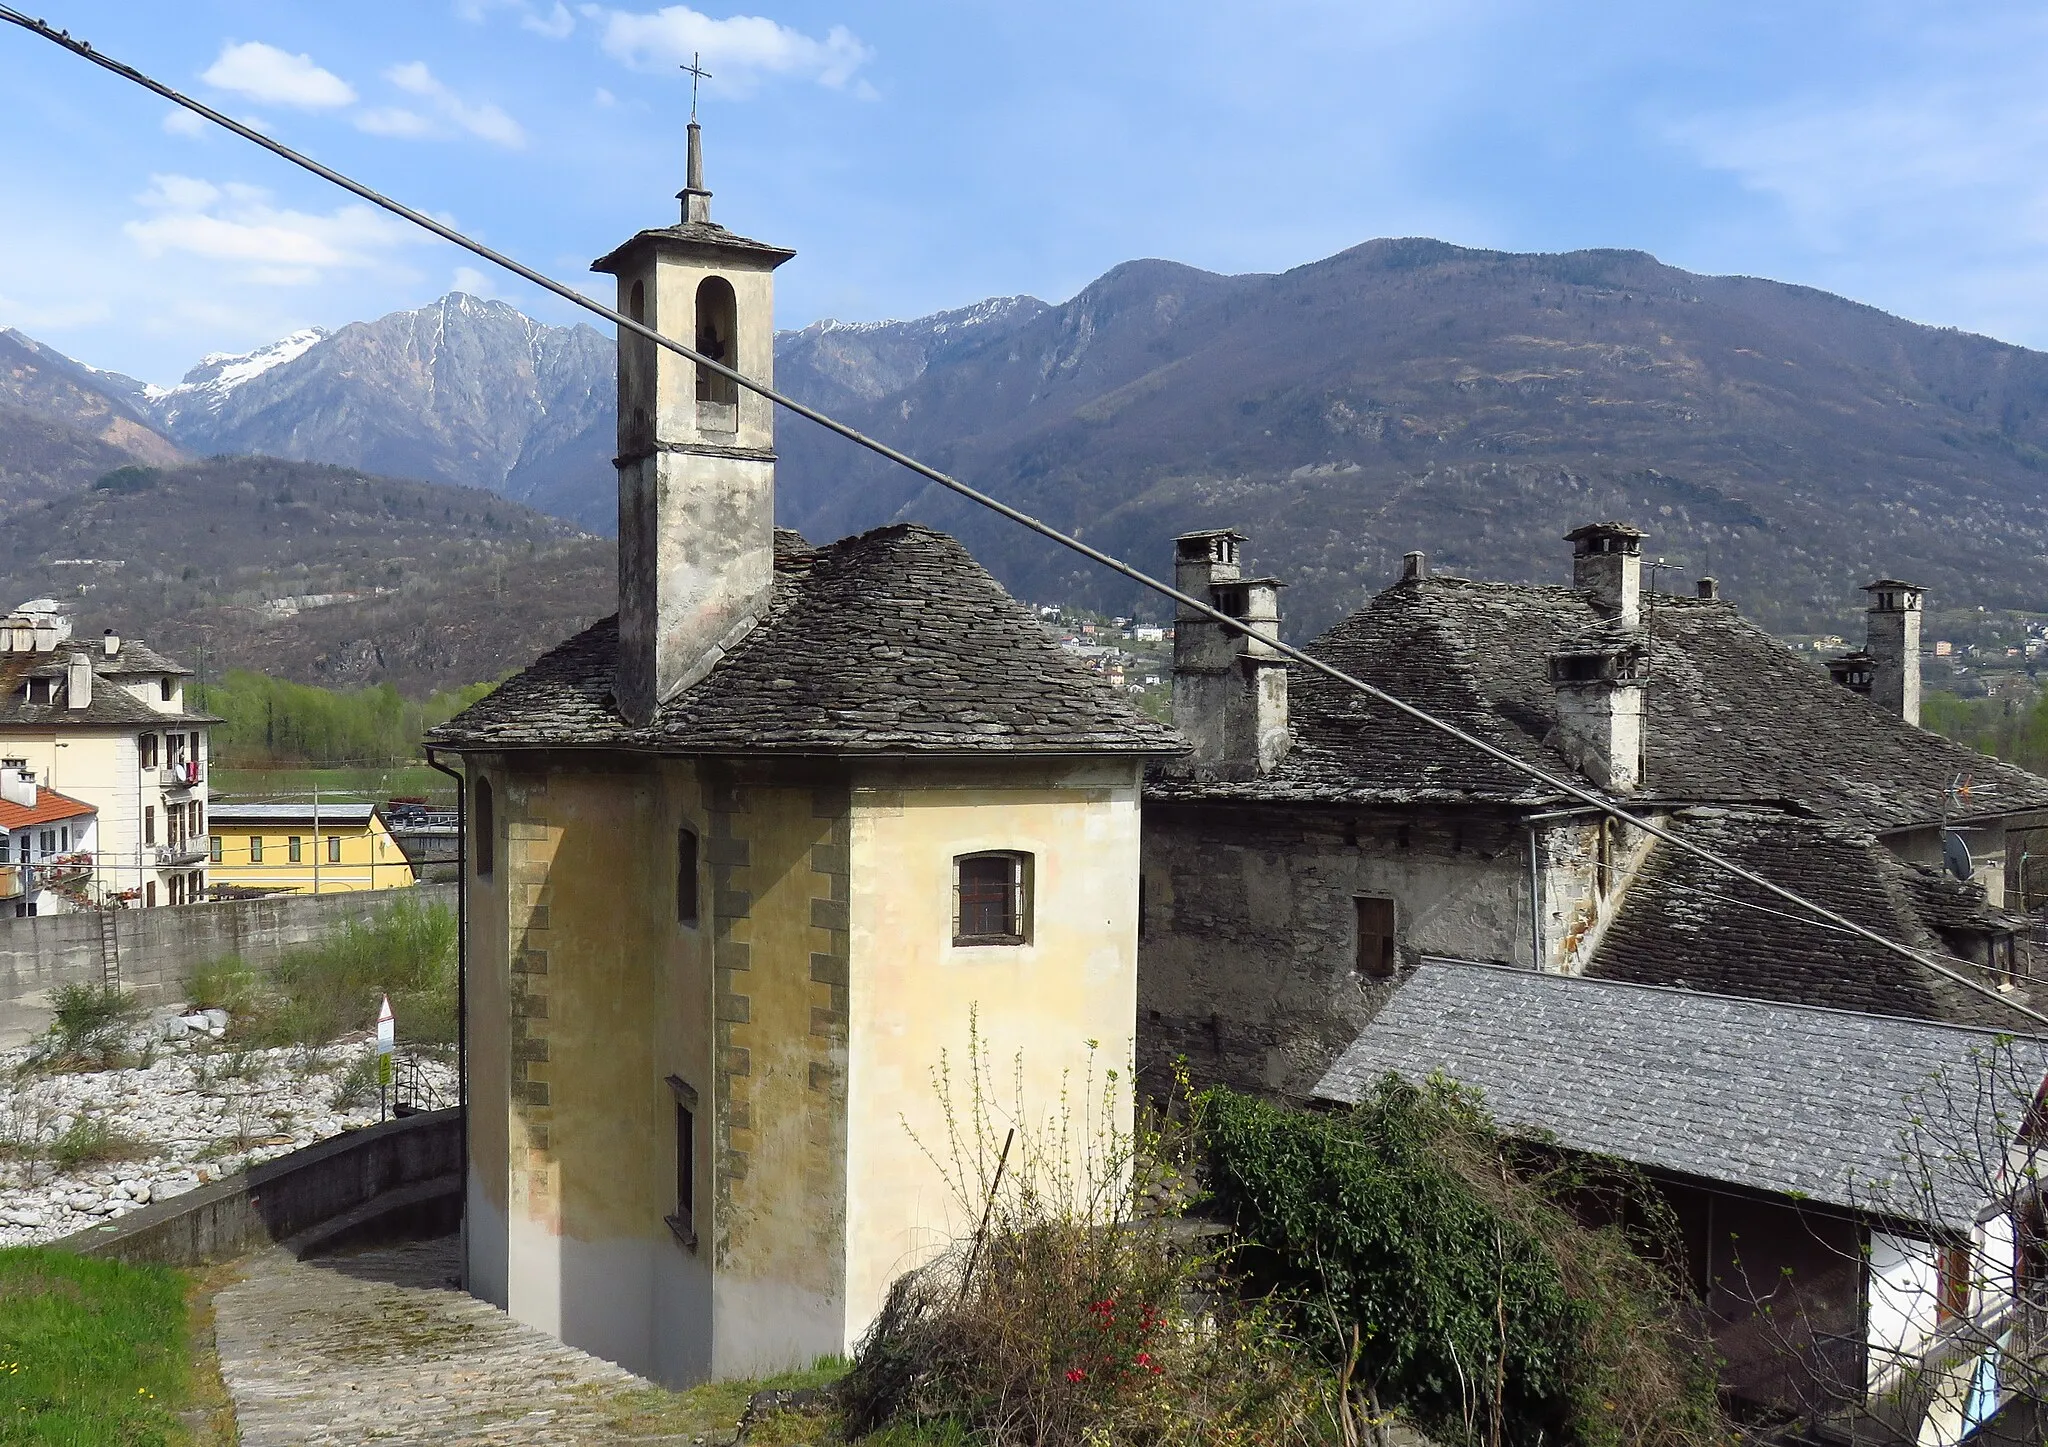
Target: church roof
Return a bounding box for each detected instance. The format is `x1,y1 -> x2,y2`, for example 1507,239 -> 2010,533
428,524 -> 1184,758
1149,575 -> 2048,832
1585,808 -> 2035,1030
1314,960 -> 2048,1231
591,221 -> 797,273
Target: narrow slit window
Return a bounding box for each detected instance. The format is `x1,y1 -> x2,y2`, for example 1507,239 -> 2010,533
954,852 -> 1030,946
1355,896 -> 1397,980
209,836 -> 222,863
694,276 -> 738,418
328,835 -> 342,864
666,1075 -> 699,1249
288,836 -> 302,864
677,826 -> 700,926
473,777 -> 495,879
143,806 -> 156,847
250,836 -> 264,864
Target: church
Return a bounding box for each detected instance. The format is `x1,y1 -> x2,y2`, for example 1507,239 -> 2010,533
428,124 -> 1178,1386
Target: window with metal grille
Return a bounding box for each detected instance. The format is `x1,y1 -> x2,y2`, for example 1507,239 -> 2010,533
677,826 -> 700,927
953,852 -> 1029,946
1355,896 -> 1397,979
665,1075 -> 698,1250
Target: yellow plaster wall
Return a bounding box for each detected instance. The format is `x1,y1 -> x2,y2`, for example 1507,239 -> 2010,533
842,758 -> 1143,1347
208,816 -> 416,893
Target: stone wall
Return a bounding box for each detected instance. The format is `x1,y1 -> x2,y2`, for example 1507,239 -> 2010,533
0,883 -> 458,1046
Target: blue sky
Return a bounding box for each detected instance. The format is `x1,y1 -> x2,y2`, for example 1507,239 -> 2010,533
4,1 -> 2047,385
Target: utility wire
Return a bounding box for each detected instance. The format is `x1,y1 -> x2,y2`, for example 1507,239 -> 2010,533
8,6 -> 2043,1031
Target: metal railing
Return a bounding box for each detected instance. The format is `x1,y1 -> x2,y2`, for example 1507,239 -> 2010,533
152,843 -> 207,867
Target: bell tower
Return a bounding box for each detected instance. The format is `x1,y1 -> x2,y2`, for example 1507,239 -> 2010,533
592,118 -> 796,724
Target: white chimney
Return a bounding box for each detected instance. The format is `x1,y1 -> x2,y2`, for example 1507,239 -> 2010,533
65,650 -> 92,711
1565,522 -> 1644,628
0,770 -> 33,809
103,628 -> 120,657
1549,637 -> 1647,793
1863,579 -> 1924,726
1171,528 -> 1290,777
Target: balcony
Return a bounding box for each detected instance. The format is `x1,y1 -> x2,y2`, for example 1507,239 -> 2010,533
159,763 -> 203,791
153,843 -> 207,867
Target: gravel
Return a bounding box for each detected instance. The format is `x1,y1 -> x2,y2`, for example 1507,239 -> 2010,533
0,1010 -> 455,1248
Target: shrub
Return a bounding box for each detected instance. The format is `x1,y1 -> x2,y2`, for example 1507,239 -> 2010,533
231,897 -> 457,1052
840,1036 -> 1331,1446
184,955 -> 260,1015
1199,1077 -> 1727,1447
46,1115 -> 141,1172
26,984 -> 144,1072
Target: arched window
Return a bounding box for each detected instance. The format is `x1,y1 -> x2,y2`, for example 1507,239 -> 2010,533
473,776 -> 495,879
694,275 -> 738,423
624,278 -> 654,451
953,851 -> 1031,946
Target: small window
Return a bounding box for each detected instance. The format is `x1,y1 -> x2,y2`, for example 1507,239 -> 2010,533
139,735 -> 158,769
666,1075 -> 699,1249
209,836 -> 222,863
37,831 -> 53,858
250,836 -> 264,864
192,802 -> 203,834
954,852 -> 1030,946
160,677 -> 173,702
328,835 -> 342,864
694,275 -> 738,411
143,806 -> 156,847
25,678 -> 50,706
677,826 -> 700,927
144,881 -> 156,908
190,871 -> 203,901
288,836 -> 302,863
473,777 -> 495,878
1355,896 -> 1397,979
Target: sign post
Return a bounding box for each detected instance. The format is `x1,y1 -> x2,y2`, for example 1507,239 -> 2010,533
376,994 -> 395,1122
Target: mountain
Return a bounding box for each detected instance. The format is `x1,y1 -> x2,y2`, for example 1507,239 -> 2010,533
766,242 -> 2048,638
0,456 -> 611,696
146,294 -> 618,531
0,328 -> 186,519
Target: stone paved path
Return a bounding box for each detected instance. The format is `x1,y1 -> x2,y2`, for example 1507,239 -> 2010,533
213,1237 -> 682,1446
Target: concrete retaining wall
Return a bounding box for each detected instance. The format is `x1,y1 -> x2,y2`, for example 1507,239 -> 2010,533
65,1107 -> 462,1267
0,883 -> 458,1046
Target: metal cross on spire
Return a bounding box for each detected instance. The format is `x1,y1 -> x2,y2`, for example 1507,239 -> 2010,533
682,51 -> 711,120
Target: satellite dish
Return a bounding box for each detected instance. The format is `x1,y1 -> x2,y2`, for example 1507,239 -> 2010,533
1943,830 -> 1975,882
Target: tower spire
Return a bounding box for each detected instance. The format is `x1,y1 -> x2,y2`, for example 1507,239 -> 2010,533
678,52 -> 713,225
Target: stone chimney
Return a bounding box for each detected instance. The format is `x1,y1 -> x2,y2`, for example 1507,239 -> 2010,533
103,628 -> 120,657
1171,529 -> 1289,776
590,123 -> 797,725
1862,579 -> 1924,726
1695,576 -> 1719,601
31,618 -> 56,653
1549,635 -> 1648,793
65,651 -> 92,711
1402,550 -> 1428,582
1564,522 -> 1644,627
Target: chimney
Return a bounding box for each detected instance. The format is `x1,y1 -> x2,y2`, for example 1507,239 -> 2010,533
1171,529 -> 1289,776
103,628 -> 120,657
590,123 -> 796,725
1827,649 -> 1875,697
1549,637 -> 1647,793
0,769 -> 32,809
31,619 -> 56,653
1564,522 -> 1645,628
0,616 -> 22,653
1402,550 -> 1428,582
65,650 -> 92,710
1862,579 -> 1924,725
1695,577 -> 1719,601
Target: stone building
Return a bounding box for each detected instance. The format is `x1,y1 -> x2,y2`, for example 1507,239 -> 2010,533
427,126 -> 1177,1386
1140,523 -> 2048,1100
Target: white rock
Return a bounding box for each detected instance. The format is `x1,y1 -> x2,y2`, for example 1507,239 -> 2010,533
201,1009 -> 229,1032
160,1017 -> 191,1041
65,1192 -> 97,1211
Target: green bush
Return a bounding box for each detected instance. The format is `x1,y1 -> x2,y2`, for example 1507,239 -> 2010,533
183,955 -> 260,1015
1200,1078 -> 1726,1447
27,985 -> 143,1072
0,1247 -> 190,1444
46,1116 -> 141,1172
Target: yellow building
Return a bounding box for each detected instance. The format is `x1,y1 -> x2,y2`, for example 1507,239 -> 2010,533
207,802 -> 417,894
427,124 -> 1179,1388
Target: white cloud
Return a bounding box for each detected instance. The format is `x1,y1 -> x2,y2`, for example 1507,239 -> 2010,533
161,108 -> 207,138
200,41 -> 357,109
452,265 -> 502,297
355,107 -> 436,138
380,62 -> 528,148
455,0 -> 575,38
594,86 -> 617,107
124,173 -> 418,283
583,5 -> 874,94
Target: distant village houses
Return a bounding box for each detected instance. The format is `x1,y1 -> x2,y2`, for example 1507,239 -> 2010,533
0,601 -> 214,910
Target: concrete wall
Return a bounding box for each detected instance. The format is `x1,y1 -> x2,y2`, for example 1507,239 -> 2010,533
0,882 -> 457,1046
64,1107 -> 460,1267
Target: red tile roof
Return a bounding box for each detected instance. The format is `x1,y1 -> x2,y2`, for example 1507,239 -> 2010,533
0,788 -> 97,830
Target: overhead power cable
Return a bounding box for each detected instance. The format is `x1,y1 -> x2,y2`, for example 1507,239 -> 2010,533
7,6 -> 2042,1031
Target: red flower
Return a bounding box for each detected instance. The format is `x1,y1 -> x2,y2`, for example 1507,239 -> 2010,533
1066,1368 -> 1087,1383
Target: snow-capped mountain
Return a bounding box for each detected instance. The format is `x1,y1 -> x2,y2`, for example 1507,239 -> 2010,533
146,328 -> 329,426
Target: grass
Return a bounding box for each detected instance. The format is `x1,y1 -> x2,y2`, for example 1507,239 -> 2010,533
581,1357 -> 849,1441
44,1119 -> 141,1173
0,1247 -> 191,1444
186,896 -> 458,1057
209,765 -> 454,805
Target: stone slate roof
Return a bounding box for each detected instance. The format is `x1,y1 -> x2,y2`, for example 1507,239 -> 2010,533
1150,576 -> 2048,832
591,221 -> 796,272
1314,960 -> 2048,1230
429,524 -> 1184,757
0,643 -> 219,730
1587,808 -> 2036,1030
